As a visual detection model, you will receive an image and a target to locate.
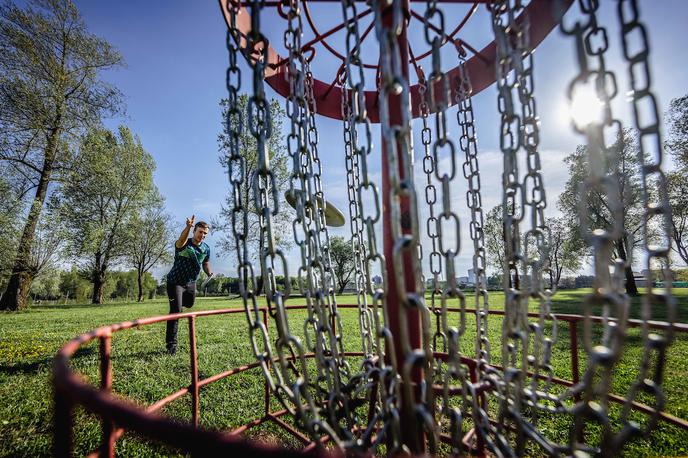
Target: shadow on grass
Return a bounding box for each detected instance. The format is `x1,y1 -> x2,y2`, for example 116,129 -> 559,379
31,300 -> 163,311
112,348 -> 171,363
0,346 -> 98,376
0,356 -> 54,375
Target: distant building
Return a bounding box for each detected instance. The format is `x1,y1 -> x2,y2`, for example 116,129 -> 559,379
468,268 -> 476,285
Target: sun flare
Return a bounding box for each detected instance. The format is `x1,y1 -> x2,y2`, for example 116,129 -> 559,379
568,84 -> 604,129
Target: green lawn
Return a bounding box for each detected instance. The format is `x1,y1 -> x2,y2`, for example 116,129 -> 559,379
1,289 -> 687,457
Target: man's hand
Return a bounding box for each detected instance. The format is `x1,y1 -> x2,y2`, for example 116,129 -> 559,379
185,215 -> 195,229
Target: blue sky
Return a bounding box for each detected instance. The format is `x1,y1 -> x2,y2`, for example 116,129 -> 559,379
74,0 -> 688,279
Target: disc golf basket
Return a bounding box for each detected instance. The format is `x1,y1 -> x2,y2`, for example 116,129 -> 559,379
53,0 -> 686,456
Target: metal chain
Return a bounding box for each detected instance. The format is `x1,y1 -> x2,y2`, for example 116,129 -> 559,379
614,0 -> 676,449
454,55 -> 491,371
422,0 -> 469,453
340,0 -> 403,449
281,0 -> 351,442
489,2 -> 560,455
225,0 -> 678,455
558,1 -> 634,454
418,76 -> 445,357
453,52 -> 502,457
489,3 -> 531,454
372,0 -> 436,452
224,0 -> 302,426
509,4 -> 557,442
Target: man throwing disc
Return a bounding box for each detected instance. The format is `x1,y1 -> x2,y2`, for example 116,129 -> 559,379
165,215 -> 213,354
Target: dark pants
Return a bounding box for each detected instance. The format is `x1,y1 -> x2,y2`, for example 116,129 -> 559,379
165,282 -> 196,349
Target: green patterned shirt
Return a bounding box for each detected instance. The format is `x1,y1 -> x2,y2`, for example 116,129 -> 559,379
166,238 -> 210,285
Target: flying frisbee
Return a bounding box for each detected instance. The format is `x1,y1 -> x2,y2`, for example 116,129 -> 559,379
285,189 -> 345,227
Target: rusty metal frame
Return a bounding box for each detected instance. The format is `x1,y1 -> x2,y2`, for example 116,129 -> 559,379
53,304 -> 688,457
218,0 -> 573,122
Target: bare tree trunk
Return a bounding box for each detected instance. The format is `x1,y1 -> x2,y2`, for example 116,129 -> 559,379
91,252 -> 107,304
137,268 -> 144,302
0,128 -> 59,311
92,270 -> 106,304
617,238 -> 638,296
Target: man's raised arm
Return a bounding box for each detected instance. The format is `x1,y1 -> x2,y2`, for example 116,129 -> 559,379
175,215 -> 195,249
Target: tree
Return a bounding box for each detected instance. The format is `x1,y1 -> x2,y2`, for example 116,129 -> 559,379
213,95 -> 291,280
30,267 -> 60,301
557,129 -> 644,295
109,270 -> 157,301
58,266 -> 91,302
61,126 -> 154,304
0,173 -> 22,289
545,217 -> 584,287
484,205 -> 507,277
328,236 -> 355,294
668,168 -> 688,265
665,95 -> 688,266
665,95 -> 688,166
0,0 -> 123,310
484,204 -> 533,288
27,195 -> 64,285
127,191 -> 173,302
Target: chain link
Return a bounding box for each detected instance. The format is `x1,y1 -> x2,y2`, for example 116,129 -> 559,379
489,1 -> 562,455
558,1 -> 636,454
372,0 -> 435,452
614,0 -> 676,448
340,0 -> 404,449
421,0 -> 471,452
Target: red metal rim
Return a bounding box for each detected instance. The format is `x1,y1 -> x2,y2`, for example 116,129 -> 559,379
52,305 -> 688,457
218,0 -> 573,123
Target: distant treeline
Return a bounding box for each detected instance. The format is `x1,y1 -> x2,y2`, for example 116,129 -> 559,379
21,271 -> 306,304
20,268 -> 159,303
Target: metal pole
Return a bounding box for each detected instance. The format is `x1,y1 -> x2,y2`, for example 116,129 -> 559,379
189,317 -> 199,428
99,334 -> 115,457
53,384 -> 73,457
569,320 -> 580,401
262,308 -> 270,417
380,0 -> 423,452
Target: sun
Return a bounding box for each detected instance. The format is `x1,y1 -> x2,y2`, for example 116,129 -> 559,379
567,83 -> 605,129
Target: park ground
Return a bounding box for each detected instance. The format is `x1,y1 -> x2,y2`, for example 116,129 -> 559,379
1,289 -> 687,457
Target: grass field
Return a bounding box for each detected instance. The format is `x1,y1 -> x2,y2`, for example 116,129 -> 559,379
1,289 -> 687,457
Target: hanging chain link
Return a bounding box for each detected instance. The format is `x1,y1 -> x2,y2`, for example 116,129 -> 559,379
559,1 -> 636,455
422,0 -> 469,453
455,55 -> 491,371
340,0 -> 404,449
556,0 -> 676,454
225,0 -> 288,417
372,0 -> 436,452
489,1 -> 560,455
614,0 -> 676,448
418,75 -> 445,354
489,3 -> 532,454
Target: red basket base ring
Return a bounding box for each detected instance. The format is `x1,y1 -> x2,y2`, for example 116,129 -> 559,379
219,0 -> 572,123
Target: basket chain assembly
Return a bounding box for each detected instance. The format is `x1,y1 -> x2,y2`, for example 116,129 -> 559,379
222,0 -> 678,455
